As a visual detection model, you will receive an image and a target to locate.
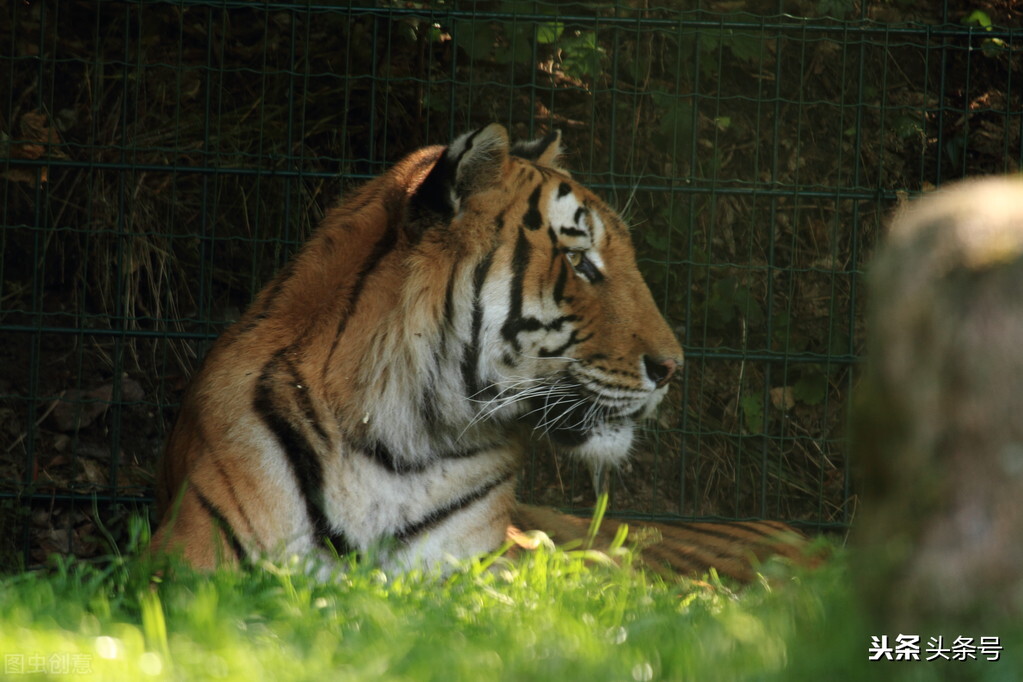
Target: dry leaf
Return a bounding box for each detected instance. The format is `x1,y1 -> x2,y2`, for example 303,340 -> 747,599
1,110 -> 67,187
78,458 -> 107,487
769,386 -> 795,411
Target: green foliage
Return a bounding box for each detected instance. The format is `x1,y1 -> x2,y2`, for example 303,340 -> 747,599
6,532 -> 1022,681
0,537 -> 906,682
449,1 -> 605,81
706,276 -> 765,328
535,21 -> 564,45
815,0 -> 856,18
962,9 -> 1009,57
650,91 -> 695,163
963,9 -> 993,29
643,222 -> 673,253
741,393 -> 765,434
792,369 -> 829,406
557,30 -> 606,80
892,114 -> 925,140
453,20 -> 605,77
12,539 -> 1020,681
690,26 -> 765,81
699,28 -> 762,71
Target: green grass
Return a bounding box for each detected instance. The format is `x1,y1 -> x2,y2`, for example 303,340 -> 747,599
0,530 -> 1018,681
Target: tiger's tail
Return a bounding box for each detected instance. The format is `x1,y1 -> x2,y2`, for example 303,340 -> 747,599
508,504 -> 818,583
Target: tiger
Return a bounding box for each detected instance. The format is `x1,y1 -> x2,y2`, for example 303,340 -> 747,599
152,123 -> 809,580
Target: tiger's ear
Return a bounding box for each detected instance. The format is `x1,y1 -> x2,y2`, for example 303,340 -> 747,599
510,130 -> 566,173
410,124 -> 510,221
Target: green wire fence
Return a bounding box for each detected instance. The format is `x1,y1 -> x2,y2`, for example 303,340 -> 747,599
1,0 -> 1020,569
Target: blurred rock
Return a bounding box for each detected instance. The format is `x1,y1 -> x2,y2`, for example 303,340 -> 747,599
854,176 -> 1023,628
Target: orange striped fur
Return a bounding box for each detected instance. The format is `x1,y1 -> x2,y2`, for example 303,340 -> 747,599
151,124 -> 803,580
509,505 -> 812,582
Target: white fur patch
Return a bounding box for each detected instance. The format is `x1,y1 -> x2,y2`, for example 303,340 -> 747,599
545,188 -> 606,272
319,441 -> 517,550
568,421 -> 635,469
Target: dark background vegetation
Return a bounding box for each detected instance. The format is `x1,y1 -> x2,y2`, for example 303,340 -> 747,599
1,0 -> 1021,569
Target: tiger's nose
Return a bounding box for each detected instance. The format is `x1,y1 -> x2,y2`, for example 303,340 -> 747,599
643,355 -> 679,388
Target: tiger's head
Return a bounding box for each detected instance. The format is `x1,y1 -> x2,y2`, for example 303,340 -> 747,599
389,124 -> 683,473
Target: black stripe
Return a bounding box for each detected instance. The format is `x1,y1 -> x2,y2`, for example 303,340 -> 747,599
523,185 -> 543,230
277,353 -> 330,445
461,251 -> 494,398
671,522 -> 779,544
538,326 -> 590,358
552,261 -> 570,304
421,378 -> 441,430
437,260 -> 461,362
729,521 -> 794,540
573,206 -> 589,227
255,351 -> 355,556
323,224 -> 400,378
253,261 -> 296,320
194,487 -> 247,564
547,227 -> 559,249
570,367 -> 645,395
394,473 -> 513,543
254,367 -> 327,537
641,537 -> 713,575
534,165 -> 555,180
212,457 -> 265,553
362,442 -> 497,475
500,229 -> 538,351
442,266 -> 457,332
502,229 -> 586,351
364,440 -> 422,474
444,445 -> 499,460
334,224 -> 400,337
578,256 -> 605,283
557,181 -> 572,198
513,165 -> 534,189
510,131 -> 560,161
452,127 -> 484,166
231,261 -> 297,335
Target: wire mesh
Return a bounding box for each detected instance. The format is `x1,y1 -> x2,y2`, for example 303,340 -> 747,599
1,0 -> 1021,568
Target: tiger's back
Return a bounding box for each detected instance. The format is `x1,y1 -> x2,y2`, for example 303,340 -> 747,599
153,124 -> 810,579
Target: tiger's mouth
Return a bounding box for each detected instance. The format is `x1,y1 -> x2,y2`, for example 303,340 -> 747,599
528,391 -> 640,447
520,377 -> 654,461
515,368 -> 673,471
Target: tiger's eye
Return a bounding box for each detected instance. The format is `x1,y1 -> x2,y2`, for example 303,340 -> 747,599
567,250 -> 584,267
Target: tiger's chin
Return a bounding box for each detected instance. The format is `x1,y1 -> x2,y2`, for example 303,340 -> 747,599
549,420 -> 636,471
